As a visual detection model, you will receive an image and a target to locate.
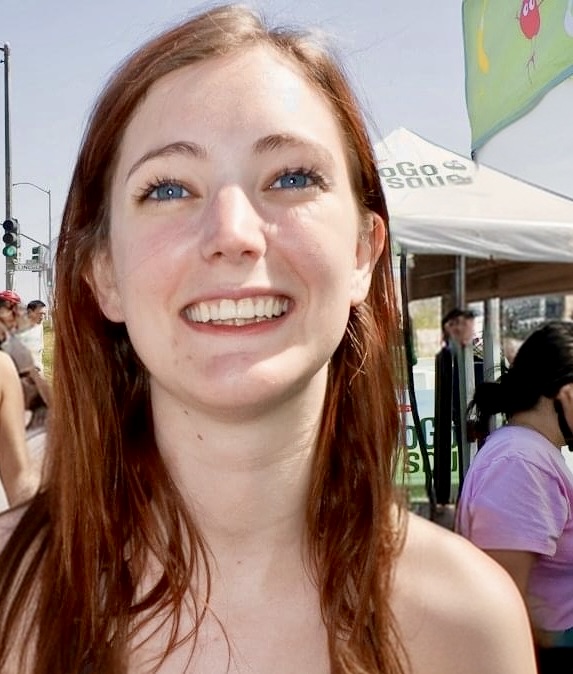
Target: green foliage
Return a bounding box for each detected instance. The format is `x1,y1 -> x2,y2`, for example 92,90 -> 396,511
409,297 -> 441,330
43,325 -> 54,381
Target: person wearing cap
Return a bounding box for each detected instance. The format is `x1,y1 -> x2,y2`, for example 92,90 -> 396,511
0,291 -> 21,334
434,307 -> 484,503
0,290 -> 22,305
441,307 -> 477,348
0,293 -> 51,431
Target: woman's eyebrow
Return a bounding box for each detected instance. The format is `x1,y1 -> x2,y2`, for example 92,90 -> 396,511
125,141 -> 207,181
252,133 -> 335,166
125,134 -> 335,183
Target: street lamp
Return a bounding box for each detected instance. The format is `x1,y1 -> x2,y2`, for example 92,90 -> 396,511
12,181 -> 52,292
1,43 -> 14,290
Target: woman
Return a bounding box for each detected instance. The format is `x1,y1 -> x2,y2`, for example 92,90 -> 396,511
0,299 -> 51,431
457,321 -> 573,672
0,5 -> 534,673
0,345 -> 39,507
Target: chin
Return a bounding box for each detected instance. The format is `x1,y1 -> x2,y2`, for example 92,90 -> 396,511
187,366 -> 327,421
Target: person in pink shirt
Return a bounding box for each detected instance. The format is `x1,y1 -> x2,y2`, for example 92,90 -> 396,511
457,320 -> 573,673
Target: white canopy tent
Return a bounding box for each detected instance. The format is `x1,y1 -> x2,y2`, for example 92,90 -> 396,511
375,127 -> 573,263
376,129 -> 573,481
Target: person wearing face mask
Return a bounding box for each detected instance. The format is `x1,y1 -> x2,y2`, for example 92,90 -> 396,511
456,321 -> 573,673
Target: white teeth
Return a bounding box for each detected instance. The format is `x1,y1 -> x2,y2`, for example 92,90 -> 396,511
273,298 -> 281,315
186,296 -> 289,324
237,298 -> 254,318
219,299 -> 235,321
254,297 -> 266,317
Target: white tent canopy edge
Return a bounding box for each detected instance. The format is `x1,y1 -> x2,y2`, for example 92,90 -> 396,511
375,128 -> 573,263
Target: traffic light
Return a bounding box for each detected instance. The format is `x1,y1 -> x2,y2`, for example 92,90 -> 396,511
2,218 -> 20,258
31,245 -> 41,262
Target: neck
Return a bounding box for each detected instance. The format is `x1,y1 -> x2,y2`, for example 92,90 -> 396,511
151,369 -> 328,563
509,398 -> 563,448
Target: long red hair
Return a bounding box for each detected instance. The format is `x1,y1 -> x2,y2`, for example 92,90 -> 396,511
0,5 -> 406,673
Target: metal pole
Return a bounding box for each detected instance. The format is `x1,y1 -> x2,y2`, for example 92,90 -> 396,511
12,182 -> 52,298
47,188 -> 52,290
454,255 -> 466,309
2,44 -> 13,290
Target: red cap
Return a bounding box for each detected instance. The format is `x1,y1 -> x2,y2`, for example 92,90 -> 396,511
0,290 -> 22,304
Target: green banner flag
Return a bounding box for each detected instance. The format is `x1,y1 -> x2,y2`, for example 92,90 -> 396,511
463,0 -> 573,152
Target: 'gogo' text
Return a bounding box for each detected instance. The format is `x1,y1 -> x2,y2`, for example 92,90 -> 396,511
380,159 -> 473,190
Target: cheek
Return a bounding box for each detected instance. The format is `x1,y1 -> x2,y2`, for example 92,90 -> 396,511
277,208 -> 359,281
109,213 -> 190,300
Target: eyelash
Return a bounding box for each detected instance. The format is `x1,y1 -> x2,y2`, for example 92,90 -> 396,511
135,176 -> 186,202
269,166 -> 328,190
134,166 -> 329,203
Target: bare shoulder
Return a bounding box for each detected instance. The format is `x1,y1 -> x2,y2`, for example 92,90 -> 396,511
391,512 -> 536,674
0,502 -> 28,551
0,350 -> 18,377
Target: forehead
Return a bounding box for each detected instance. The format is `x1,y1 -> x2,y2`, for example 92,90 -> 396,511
115,45 -> 349,171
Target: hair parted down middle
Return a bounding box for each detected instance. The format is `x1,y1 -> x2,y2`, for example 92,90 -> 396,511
0,5 -> 407,673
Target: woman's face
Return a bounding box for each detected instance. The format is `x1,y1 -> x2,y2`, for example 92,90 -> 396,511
93,46 -> 383,419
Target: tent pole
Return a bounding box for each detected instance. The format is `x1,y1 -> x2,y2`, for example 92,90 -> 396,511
453,256 -> 474,488
455,256 -> 466,308
483,298 -> 502,433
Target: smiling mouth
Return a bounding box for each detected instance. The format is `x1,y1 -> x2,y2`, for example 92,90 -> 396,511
184,296 -> 290,326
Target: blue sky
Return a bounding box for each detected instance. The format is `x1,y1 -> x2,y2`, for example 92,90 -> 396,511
2,0 -> 468,301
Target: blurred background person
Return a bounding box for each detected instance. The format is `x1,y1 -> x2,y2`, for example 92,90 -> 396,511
457,321 -> 573,673
441,307 -> 476,348
0,291 -> 21,334
0,296 -> 51,432
17,300 -> 47,373
0,325 -> 41,507
502,336 -> 523,368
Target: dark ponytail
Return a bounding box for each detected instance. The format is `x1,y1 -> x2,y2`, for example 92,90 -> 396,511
468,321 -> 573,440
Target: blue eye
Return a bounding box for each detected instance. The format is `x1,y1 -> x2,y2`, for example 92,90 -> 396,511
148,182 -> 189,200
270,169 -> 323,190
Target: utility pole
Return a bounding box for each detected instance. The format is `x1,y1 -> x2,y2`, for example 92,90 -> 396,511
1,44 -> 13,291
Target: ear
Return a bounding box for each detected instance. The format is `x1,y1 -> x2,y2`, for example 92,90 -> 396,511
350,212 -> 386,307
557,382 -> 573,406
89,248 -> 125,323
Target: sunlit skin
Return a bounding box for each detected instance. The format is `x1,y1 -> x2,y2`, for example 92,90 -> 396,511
0,305 -> 17,332
87,46 -> 537,674
90,45 -> 381,673
28,307 -> 46,325
94,46 -> 377,425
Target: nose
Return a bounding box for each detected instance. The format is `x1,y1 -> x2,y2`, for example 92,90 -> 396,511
200,185 -> 267,264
